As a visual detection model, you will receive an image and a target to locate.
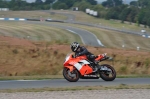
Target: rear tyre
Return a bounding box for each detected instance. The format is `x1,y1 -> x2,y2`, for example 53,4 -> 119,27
63,67 -> 80,82
99,64 -> 116,81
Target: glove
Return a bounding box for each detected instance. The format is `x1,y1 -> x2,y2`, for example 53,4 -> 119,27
105,56 -> 109,59
76,53 -> 81,57
102,53 -> 107,57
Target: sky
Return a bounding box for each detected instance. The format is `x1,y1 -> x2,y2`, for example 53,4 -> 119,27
25,0 -> 137,4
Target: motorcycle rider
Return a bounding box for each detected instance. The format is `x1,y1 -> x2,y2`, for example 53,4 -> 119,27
70,42 -> 98,72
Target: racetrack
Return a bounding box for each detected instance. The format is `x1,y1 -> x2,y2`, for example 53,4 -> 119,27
0,78 -> 150,89
24,21 -> 102,46
0,11 -> 150,90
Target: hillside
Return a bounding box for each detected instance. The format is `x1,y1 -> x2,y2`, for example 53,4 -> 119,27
0,10 -> 150,77
0,35 -> 150,76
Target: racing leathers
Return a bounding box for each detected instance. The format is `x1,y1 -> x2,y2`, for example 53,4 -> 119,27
75,46 -> 98,68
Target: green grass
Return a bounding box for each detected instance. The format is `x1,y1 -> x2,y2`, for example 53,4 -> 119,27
0,11 -> 67,20
50,22 -> 150,51
0,75 -> 63,80
1,10 -> 150,33
0,75 -> 150,81
61,10 -> 150,33
0,21 -> 82,44
0,84 -> 150,93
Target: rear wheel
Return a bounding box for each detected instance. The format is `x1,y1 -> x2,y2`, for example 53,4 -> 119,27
99,64 -> 116,81
63,67 -> 79,82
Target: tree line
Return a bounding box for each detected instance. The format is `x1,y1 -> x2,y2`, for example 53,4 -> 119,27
0,0 -> 55,10
0,0 -> 150,27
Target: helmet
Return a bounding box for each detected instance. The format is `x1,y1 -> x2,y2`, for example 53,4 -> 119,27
70,42 -> 80,52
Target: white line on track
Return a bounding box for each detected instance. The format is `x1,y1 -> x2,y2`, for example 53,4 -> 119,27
66,29 -> 77,34
0,80 -> 39,82
66,28 -> 104,46
97,39 -> 104,46
66,29 -> 86,45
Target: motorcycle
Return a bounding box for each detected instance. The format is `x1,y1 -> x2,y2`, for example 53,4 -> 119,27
63,53 -> 116,82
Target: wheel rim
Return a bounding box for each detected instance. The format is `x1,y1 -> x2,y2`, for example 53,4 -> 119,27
102,66 -> 115,78
65,69 -> 78,80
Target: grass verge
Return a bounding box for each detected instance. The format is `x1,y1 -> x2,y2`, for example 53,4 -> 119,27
0,84 -> 150,93
0,75 -> 150,81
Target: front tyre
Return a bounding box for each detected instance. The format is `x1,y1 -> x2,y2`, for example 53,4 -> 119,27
63,67 -> 80,82
99,64 -> 116,81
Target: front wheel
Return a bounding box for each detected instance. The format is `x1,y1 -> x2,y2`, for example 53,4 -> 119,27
99,64 -> 116,81
63,67 -> 80,82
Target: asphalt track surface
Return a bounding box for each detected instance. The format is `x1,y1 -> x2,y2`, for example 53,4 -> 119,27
0,78 -> 150,89
25,21 -> 101,47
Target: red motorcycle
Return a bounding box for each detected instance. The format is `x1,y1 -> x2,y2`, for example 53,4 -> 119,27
63,53 -> 116,82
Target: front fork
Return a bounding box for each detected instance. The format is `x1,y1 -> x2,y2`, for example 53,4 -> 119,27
64,66 -> 77,77
64,66 -> 74,72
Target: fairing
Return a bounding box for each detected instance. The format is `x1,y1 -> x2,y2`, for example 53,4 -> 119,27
63,53 -> 93,75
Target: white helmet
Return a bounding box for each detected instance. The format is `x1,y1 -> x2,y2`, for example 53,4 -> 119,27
70,42 -> 80,52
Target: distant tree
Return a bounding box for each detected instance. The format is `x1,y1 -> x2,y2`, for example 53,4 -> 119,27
102,0 -> 123,7
73,0 -> 91,11
126,7 -> 139,23
91,4 -> 105,17
56,0 -> 75,8
102,0 -> 113,7
114,0 -> 123,6
130,1 -> 138,6
0,0 -> 9,8
105,6 -> 121,19
138,0 -> 150,8
53,1 -> 68,9
137,9 -> 145,24
147,18 -> 150,28
44,0 -> 55,4
86,0 -> 97,5
35,0 -> 43,4
119,7 -> 131,23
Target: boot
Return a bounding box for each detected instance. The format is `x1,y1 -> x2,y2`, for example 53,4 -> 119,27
94,60 -> 99,65
92,66 -> 98,72
92,63 -> 98,72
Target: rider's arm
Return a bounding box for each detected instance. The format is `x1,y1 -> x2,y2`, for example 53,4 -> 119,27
78,46 -> 88,56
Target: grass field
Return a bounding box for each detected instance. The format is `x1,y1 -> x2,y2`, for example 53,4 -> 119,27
0,10 -> 150,77
1,21 -> 149,51
53,10 -> 150,33
0,84 -> 150,92
1,10 -> 150,33
0,21 -> 82,44
0,11 -> 67,20
0,43 -> 150,76
42,22 -> 150,51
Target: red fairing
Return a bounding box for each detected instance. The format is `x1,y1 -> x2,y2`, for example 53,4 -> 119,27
64,54 -> 87,66
63,53 -> 93,75
95,54 -> 105,61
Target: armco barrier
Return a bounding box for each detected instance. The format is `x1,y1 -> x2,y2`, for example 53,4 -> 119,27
0,18 -> 42,21
0,18 -> 26,21
45,19 -> 64,23
26,18 -> 40,21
